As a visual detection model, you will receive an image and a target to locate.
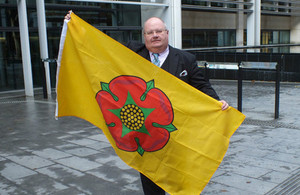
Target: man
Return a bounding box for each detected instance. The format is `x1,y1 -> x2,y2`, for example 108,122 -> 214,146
64,13 -> 229,195
126,17 -> 229,195
127,17 -> 228,108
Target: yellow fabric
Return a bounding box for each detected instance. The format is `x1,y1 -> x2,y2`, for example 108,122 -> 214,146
56,13 -> 245,195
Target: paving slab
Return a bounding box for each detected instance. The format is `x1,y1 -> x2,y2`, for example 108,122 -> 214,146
36,164 -> 85,179
212,172 -> 277,194
54,156 -> 102,172
6,155 -> 54,170
32,148 -> 73,160
0,162 -> 37,180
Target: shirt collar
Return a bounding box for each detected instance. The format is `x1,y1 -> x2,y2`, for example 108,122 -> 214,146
149,46 -> 169,57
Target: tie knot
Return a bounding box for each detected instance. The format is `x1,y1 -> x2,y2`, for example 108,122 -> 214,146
152,53 -> 160,67
153,53 -> 159,59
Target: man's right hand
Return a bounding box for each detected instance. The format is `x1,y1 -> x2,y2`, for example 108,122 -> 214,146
64,10 -> 72,20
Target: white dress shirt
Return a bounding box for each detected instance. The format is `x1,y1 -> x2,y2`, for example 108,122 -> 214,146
149,46 -> 169,68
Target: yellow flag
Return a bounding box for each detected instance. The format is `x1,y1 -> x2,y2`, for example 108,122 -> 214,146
56,13 -> 245,195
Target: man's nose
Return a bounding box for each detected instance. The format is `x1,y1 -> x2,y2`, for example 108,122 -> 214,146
152,32 -> 159,37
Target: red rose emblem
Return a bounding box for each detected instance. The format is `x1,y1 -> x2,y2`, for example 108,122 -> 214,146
96,75 -> 176,156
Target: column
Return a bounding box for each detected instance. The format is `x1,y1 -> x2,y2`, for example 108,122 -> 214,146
168,0 -> 182,49
247,0 -> 261,52
17,0 -> 34,96
290,3 -> 300,53
36,0 -> 51,95
236,0 -> 244,48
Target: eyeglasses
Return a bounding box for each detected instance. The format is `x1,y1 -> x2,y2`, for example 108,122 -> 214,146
144,29 -> 167,36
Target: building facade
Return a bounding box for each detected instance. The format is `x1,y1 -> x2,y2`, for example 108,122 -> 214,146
0,0 -> 299,95
182,0 -> 300,52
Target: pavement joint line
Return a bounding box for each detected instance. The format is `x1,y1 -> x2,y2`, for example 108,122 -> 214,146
0,99 -> 56,105
243,118 -> 300,130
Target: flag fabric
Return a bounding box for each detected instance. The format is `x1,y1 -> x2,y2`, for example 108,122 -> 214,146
56,13 -> 245,195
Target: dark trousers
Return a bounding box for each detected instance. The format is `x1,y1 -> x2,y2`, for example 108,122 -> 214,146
140,173 -> 165,195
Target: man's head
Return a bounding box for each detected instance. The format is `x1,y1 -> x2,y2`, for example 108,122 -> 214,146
143,17 -> 169,53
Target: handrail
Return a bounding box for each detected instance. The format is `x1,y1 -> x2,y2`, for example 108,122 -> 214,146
183,43 -> 300,52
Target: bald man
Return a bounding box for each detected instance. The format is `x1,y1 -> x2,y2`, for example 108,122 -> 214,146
126,17 -> 229,195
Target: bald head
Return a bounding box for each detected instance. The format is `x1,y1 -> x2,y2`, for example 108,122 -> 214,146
143,17 -> 167,31
143,17 -> 169,53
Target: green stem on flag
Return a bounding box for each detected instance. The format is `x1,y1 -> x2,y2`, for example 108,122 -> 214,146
140,80 -> 155,101
101,82 -> 119,101
153,123 -> 177,132
107,122 -> 116,127
135,137 -> 145,156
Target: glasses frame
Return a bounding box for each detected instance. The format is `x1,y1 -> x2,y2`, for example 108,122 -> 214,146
144,29 -> 168,36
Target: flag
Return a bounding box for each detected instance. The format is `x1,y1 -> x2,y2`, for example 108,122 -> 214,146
56,13 -> 245,195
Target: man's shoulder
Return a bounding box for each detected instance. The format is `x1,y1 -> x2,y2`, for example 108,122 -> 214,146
126,40 -> 146,52
170,46 -> 195,59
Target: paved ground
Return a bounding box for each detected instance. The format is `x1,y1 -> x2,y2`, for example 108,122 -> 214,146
0,80 -> 299,195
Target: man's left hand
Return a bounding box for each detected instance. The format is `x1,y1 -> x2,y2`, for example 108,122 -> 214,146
219,100 -> 229,110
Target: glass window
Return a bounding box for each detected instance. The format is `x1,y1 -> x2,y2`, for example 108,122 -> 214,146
182,29 -> 236,49
0,1 -> 142,92
261,30 -> 290,53
0,31 -> 24,91
211,3 -> 223,7
182,0 -> 207,6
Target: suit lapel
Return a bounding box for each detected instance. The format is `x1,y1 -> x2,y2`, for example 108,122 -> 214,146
139,47 -> 151,61
161,46 -> 179,76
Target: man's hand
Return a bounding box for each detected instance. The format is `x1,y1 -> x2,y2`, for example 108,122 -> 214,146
64,10 -> 72,20
219,100 -> 229,110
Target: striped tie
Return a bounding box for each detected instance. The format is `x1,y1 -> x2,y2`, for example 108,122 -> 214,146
152,53 -> 160,67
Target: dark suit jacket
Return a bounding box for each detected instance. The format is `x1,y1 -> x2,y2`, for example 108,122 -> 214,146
126,41 -> 220,100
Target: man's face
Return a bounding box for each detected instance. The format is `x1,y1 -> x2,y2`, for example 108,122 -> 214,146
143,18 -> 169,53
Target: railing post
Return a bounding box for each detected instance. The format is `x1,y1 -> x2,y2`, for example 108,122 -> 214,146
238,62 -> 243,112
204,62 -> 209,82
274,56 -> 282,119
